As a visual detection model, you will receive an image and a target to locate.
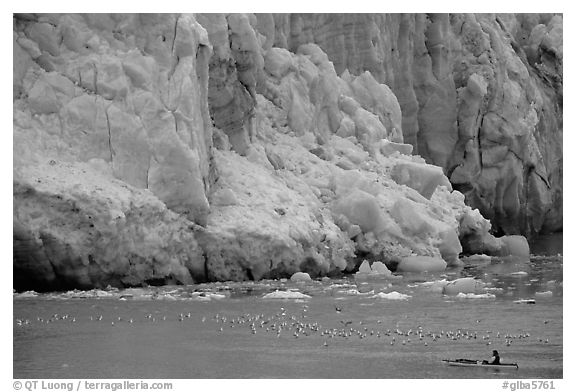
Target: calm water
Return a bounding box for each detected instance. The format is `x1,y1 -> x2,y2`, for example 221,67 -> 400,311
14,235 -> 562,379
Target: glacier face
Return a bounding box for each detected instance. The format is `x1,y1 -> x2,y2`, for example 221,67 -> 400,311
13,13 -> 561,290
267,13 -> 562,236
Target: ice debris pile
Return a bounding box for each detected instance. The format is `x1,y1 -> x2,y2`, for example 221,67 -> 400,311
270,14 -> 563,236
13,14 -> 544,290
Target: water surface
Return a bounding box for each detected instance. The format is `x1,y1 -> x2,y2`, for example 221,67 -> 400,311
14,239 -> 562,379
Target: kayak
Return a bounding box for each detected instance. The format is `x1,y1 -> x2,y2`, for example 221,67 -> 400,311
443,359 -> 518,369
443,359 -> 519,369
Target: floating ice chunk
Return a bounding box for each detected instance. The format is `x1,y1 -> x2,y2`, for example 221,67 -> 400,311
93,289 -> 114,297
14,290 -> 38,298
191,296 -> 212,301
397,256 -> 447,273
190,292 -> 210,300
461,254 -> 492,264
190,292 -> 226,300
357,260 -> 372,274
328,283 -> 356,289
158,294 -> 178,301
263,290 -> 311,299
339,289 -> 375,296
455,293 -> 495,299
514,298 -> 536,304
290,272 -> 313,283
416,279 -> 449,294
371,261 -> 392,275
355,260 -> 400,282
356,260 -> 392,275
545,280 -> 557,287
119,288 -> 150,299
499,235 -> 530,260
535,291 -> 553,297
418,279 -> 448,287
62,289 -> 115,299
372,291 -> 411,300
438,229 -> 462,264
443,277 -> 485,295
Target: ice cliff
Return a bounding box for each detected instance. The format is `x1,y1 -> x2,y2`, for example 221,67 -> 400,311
13,13 -> 562,290
270,13 -> 562,236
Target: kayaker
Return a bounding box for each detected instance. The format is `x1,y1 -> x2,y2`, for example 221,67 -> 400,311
483,350 -> 501,365
491,350 -> 501,364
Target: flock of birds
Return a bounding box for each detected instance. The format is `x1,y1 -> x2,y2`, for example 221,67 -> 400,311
202,305 -> 549,348
14,303 -> 551,348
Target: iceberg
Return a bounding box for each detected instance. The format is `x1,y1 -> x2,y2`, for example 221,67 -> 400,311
190,292 -> 227,300
372,291 -> 411,300
355,260 -> 394,277
416,279 -> 449,293
499,235 -> 530,260
14,290 -> 38,298
290,272 -> 313,283
355,260 -> 401,282
262,290 -> 311,299
461,254 -> 491,264
535,291 -> 553,297
455,293 -> 496,299
339,289 -> 375,296
443,277 -> 485,295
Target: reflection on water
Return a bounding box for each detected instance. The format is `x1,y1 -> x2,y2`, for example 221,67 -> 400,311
529,233 -> 563,256
14,237 -> 562,379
